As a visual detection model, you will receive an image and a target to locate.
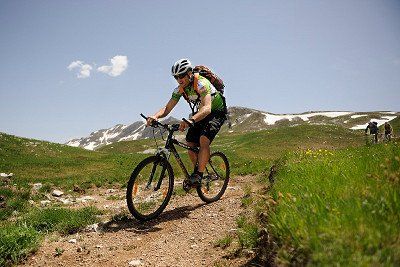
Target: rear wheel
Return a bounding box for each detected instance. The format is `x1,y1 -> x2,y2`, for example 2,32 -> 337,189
197,151 -> 230,203
126,156 -> 174,221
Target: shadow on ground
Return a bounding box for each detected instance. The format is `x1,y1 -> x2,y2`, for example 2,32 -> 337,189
101,203 -> 206,234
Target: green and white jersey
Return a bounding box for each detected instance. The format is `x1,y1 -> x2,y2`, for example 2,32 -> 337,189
171,75 -> 225,112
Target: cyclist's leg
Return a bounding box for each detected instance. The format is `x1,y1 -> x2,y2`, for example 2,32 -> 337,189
198,113 -> 226,172
187,142 -> 198,167
186,125 -> 201,170
198,136 -> 211,172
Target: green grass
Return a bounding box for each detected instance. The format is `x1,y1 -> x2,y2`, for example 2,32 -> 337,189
0,206 -> 100,266
0,224 -> 41,267
22,206 -> 102,234
236,215 -> 259,249
215,235 -> 233,249
261,142 -> 400,265
0,187 -> 31,220
0,132 -> 146,190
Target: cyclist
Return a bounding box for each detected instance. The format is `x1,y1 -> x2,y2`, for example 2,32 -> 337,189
146,58 -> 226,186
365,121 -> 379,143
384,122 -> 393,141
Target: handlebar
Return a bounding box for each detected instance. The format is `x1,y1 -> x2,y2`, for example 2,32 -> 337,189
141,113 -> 195,133
141,113 -> 168,129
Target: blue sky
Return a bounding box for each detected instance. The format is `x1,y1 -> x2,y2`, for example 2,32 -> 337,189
0,1 -> 399,143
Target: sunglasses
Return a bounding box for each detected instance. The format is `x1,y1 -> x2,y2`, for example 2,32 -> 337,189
174,73 -> 187,80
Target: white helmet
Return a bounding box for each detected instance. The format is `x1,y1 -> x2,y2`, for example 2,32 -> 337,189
171,58 -> 192,76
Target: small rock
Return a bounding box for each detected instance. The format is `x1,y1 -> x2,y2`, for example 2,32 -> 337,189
0,173 -> 13,178
57,197 -> 72,205
76,196 -> 95,203
68,239 -> 77,244
77,247 -> 83,252
128,259 -> 142,266
95,245 -> 103,249
33,183 -> 43,191
86,223 -> 99,232
107,189 -> 116,193
40,200 -> 51,206
190,244 -> 199,249
52,190 -> 64,197
28,200 -> 35,205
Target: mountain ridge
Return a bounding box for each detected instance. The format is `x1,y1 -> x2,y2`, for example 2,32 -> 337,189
65,106 -> 399,150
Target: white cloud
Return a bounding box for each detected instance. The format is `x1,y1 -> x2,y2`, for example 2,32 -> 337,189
97,55 -> 128,77
67,60 -> 93,79
78,64 -> 93,78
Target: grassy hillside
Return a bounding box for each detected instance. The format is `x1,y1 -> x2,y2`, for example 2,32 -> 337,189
100,124 -> 365,177
233,142 -> 400,265
0,133 -> 146,189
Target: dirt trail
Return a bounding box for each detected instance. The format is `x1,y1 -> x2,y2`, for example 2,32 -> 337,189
20,176 -> 256,267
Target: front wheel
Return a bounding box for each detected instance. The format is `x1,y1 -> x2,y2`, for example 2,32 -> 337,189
126,155 -> 174,221
197,151 -> 230,203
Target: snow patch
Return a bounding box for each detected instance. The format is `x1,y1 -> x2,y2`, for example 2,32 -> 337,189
350,116 -> 397,130
350,114 -> 367,119
119,124 -> 145,141
263,111 -> 352,125
67,140 -> 81,147
84,142 -> 98,151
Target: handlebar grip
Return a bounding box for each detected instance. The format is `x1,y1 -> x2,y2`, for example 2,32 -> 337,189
140,113 -> 147,120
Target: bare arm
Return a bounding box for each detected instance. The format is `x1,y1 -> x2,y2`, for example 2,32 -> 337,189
147,98 -> 178,125
192,94 -> 212,122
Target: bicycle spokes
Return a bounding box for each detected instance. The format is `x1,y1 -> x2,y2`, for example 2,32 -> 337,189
196,151 -> 230,203
126,156 -> 173,220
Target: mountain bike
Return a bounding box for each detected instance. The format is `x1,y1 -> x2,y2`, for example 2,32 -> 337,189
126,114 -> 230,221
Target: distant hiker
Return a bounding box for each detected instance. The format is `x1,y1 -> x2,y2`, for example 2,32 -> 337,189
365,121 -> 379,143
384,122 -> 393,141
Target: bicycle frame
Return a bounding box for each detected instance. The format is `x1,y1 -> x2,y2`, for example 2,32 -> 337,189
159,126 -> 199,181
141,113 -> 218,191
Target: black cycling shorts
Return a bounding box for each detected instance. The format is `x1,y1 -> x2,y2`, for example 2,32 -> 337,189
186,112 -> 226,144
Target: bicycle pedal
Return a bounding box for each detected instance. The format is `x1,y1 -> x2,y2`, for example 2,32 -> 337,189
183,179 -> 192,192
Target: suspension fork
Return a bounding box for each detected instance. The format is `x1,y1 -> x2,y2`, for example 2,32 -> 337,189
145,153 -> 169,191
154,157 -> 168,191
151,134 -> 176,191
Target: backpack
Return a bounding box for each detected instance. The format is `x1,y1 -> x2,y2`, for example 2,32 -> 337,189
178,65 -> 228,117
193,65 -> 225,94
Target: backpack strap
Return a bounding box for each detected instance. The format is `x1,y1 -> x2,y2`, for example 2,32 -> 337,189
193,73 -> 200,94
178,75 -> 201,116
